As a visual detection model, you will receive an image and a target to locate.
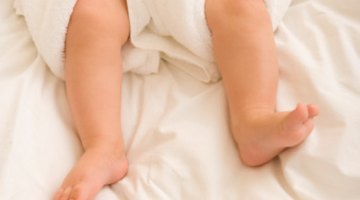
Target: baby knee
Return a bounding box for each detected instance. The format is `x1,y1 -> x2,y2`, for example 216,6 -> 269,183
72,0 -> 106,20
71,0 -> 129,43
207,0 -> 264,17
206,0 -> 267,29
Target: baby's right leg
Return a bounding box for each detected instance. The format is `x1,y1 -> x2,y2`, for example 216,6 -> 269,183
54,0 -> 129,199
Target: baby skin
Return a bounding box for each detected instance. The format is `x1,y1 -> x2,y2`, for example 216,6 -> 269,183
55,0 -> 319,199
205,0 -> 319,166
54,0 -> 130,199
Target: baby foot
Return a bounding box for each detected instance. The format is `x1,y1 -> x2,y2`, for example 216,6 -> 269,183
53,144 -> 128,200
232,103 -> 319,167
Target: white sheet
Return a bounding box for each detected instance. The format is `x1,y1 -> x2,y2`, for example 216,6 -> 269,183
1,0 -> 360,199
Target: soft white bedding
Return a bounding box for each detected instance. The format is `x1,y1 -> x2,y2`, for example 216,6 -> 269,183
1,0 -> 360,199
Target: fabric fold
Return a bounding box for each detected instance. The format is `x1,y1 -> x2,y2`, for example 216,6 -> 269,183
14,0 -> 292,82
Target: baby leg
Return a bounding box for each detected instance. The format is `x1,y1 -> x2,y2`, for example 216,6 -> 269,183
205,0 -> 319,166
54,0 -> 129,199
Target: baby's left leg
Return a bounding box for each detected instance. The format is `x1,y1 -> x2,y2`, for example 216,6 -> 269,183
205,0 -> 319,167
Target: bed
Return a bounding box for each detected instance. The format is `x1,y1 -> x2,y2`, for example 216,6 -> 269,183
1,0 -> 360,199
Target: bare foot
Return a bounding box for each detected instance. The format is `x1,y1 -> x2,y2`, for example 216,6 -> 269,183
232,103 -> 319,167
53,144 -> 128,200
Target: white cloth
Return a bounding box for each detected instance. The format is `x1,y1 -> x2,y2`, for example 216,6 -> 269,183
13,0 -> 77,80
14,0 -> 292,81
2,0 -> 360,199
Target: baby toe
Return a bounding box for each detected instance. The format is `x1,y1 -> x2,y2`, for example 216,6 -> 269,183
69,183 -> 89,200
53,188 -> 64,200
59,187 -> 72,200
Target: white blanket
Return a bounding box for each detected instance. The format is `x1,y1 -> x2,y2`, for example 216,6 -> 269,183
2,0 -> 360,199
14,0 -> 291,81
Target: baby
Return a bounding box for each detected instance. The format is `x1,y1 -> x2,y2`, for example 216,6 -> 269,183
54,0 -> 319,199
